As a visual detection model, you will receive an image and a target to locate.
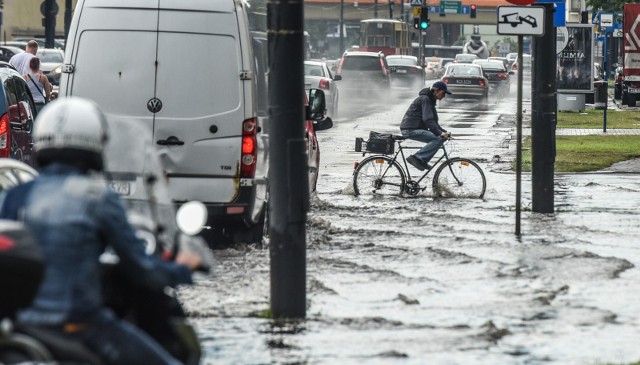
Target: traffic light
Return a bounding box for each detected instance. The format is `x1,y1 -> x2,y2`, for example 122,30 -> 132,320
419,7 -> 429,30
413,17 -> 420,30
470,4 -> 477,19
580,11 -> 588,24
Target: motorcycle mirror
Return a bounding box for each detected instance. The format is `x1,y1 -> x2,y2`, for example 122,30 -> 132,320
176,201 -> 208,236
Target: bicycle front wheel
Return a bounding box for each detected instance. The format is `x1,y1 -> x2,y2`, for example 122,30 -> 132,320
432,158 -> 486,199
353,155 -> 405,196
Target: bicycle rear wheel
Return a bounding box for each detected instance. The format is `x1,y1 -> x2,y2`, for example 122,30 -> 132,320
353,155 -> 405,196
432,157 -> 486,199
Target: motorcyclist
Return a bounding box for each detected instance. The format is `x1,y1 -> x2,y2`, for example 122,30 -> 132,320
0,97 -> 202,365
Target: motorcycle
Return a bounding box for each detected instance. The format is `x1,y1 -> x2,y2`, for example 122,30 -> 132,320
0,116 -> 213,365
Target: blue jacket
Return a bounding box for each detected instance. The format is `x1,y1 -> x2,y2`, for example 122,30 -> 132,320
399,87 -> 447,135
0,163 -> 192,326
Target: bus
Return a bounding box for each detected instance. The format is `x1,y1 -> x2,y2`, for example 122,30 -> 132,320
359,19 -> 411,56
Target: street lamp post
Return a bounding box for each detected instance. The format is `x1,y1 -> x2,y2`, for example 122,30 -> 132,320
375,0 -> 378,18
389,0 -> 394,19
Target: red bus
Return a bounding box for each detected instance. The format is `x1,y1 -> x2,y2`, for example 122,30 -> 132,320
359,19 -> 411,56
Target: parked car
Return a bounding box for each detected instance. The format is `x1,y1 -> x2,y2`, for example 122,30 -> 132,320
336,51 -> 391,101
0,158 -> 37,194
453,53 -> 479,64
0,62 -> 37,165
473,59 -> 511,96
440,63 -> 489,107
510,53 -> 532,81
304,89 -> 333,193
614,66 -> 623,100
13,38 -> 65,50
386,55 -> 425,90
36,48 -> 64,86
0,46 -> 24,63
0,42 -> 28,51
304,60 -> 341,119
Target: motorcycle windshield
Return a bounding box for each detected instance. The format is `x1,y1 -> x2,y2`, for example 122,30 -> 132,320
102,116 -> 178,252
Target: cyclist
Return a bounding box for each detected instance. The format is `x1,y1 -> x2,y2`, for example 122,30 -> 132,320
400,81 -> 451,171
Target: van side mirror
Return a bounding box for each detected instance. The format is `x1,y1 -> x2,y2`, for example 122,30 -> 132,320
333,74 -> 342,81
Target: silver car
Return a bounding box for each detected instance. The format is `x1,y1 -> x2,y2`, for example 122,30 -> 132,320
304,60 -> 341,119
36,48 -> 64,86
440,63 -> 489,107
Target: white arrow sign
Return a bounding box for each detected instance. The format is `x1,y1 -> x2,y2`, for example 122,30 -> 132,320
497,6 -> 546,37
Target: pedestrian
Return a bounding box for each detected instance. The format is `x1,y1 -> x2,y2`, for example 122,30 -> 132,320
400,81 -> 451,171
9,40 -> 38,75
24,57 -> 52,113
0,97 -> 202,365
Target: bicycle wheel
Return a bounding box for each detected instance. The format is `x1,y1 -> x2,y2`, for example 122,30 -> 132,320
432,157 -> 486,199
353,155 -> 405,196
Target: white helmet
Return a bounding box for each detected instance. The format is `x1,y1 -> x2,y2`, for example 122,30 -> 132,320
34,97 -> 109,170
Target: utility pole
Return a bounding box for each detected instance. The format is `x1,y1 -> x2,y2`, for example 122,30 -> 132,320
340,0 -> 344,55
389,0 -> 394,19
375,0 -> 378,18
267,0 -> 307,319
531,2 -> 556,214
43,0 -> 56,49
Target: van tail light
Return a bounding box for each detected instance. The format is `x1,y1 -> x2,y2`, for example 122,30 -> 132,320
511,64 -> 518,71
479,80 -> 486,87
319,79 -> 330,90
241,118 -> 257,178
0,114 -> 9,158
380,59 -> 388,76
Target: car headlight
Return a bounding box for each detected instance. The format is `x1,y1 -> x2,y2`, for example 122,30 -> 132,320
54,66 -> 62,74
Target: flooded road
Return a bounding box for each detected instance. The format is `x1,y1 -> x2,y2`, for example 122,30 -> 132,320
180,86 -> 640,364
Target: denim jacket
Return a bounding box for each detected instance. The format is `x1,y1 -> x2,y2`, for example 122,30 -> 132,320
0,163 -> 192,326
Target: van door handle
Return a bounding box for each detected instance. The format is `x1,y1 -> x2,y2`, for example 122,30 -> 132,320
156,136 -> 185,146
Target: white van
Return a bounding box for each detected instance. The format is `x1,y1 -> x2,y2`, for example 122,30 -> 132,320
60,0 -> 269,244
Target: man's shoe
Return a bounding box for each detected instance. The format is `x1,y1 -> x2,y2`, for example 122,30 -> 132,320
407,155 -> 425,171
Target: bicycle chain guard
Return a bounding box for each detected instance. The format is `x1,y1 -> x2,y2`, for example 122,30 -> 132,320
404,180 -> 421,196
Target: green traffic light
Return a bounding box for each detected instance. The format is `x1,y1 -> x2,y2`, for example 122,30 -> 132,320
420,21 -> 429,29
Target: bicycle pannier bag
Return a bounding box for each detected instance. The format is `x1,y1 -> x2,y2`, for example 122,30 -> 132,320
366,131 -> 395,154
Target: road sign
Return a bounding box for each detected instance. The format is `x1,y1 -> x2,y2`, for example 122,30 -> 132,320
497,6 -> 545,36
600,13 -> 614,28
410,0 -> 424,7
440,1 -> 461,14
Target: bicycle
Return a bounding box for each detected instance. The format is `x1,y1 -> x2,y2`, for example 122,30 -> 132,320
352,133 -> 486,198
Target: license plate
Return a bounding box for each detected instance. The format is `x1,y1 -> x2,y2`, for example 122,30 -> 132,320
108,181 -> 131,195
396,69 -> 407,74
629,87 -> 640,93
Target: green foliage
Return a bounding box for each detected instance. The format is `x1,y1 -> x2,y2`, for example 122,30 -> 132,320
518,135 -> 640,172
557,109 -> 640,129
586,0 -> 640,13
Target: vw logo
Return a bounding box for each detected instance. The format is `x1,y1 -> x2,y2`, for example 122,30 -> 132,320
147,98 -> 163,113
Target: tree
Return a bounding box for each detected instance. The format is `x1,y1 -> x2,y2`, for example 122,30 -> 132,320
586,0 -> 640,13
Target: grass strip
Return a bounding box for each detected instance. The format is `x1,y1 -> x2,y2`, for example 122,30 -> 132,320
557,109 -> 640,129
519,135 -> 640,172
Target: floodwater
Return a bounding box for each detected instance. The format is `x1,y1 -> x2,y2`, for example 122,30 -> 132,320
180,83 -> 640,365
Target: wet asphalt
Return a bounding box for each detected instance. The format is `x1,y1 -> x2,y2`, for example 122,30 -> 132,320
179,85 -> 640,365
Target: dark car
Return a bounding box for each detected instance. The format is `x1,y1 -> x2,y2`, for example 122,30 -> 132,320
473,59 -> 511,96
305,89 -> 333,193
440,63 -> 489,107
0,46 -> 24,63
0,62 -> 37,166
336,51 -> 391,101
386,55 -> 425,90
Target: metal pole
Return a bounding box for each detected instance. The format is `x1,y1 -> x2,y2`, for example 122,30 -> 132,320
45,0 -> 55,48
515,35 -> 523,236
340,0 -> 344,55
603,31 -> 608,132
64,0 -> 72,40
267,0 -> 307,319
389,0 -> 393,19
531,3 -> 556,214
375,0 -> 378,18
400,0 -> 404,21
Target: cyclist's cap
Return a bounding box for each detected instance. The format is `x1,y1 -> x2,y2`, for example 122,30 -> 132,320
432,81 -> 452,95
